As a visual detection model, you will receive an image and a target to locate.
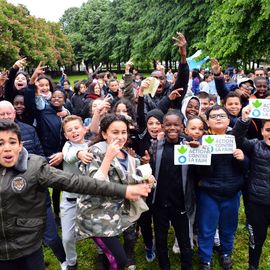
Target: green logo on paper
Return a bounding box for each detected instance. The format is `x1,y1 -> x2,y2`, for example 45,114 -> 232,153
252,100 -> 262,108
205,136 -> 214,144
177,145 -> 187,154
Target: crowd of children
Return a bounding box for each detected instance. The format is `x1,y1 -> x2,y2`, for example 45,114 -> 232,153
0,31 -> 270,270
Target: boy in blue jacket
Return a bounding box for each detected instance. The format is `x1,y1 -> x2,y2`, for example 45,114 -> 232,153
193,105 -> 245,270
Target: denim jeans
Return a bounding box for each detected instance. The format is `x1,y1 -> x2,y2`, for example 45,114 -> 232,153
0,247 -> 45,270
44,192 -> 66,263
198,191 -> 240,263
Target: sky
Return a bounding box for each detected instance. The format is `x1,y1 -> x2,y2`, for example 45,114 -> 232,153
7,0 -> 87,22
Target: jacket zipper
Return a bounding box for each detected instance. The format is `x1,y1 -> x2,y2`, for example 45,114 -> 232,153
0,168 -> 9,259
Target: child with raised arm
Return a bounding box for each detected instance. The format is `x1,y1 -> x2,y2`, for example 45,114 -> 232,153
0,120 -> 151,270
76,114 -> 155,270
233,105 -> 270,270
193,105 -> 246,270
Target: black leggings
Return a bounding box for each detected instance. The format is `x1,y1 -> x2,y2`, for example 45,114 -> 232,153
246,201 -> 270,268
93,236 -> 127,270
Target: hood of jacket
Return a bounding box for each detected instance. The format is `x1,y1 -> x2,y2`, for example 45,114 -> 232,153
181,95 -> 201,126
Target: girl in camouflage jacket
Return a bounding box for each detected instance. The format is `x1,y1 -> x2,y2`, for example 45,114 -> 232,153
76,114 -> 153,270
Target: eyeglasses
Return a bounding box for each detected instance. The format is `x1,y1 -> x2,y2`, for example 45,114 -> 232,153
241,84 -> 253,91
209,113 -> 228,119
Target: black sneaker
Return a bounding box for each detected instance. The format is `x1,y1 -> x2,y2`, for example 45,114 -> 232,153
126,252 -> 136,269
67,263 -> 77,270
96,254 -> 109,270
220,255 -> 232,270
201,262 -> 211,270
248,265 -> 258,270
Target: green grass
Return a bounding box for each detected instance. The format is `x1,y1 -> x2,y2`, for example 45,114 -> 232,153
44,199 -> 270,269
52,73 -> 150,88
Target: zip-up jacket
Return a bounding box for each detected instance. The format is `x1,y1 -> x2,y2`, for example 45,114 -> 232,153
0,148 -> 126,260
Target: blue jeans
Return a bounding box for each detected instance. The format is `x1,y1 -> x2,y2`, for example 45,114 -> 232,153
0,247 -> 45,270
43,192 -> 66,263
198,191 -> 240,263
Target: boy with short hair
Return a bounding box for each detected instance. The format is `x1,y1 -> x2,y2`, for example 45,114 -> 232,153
0,120 -> 151,270
233,106 -> 270,270
196,91 -> 211,115
61,115 -> 93,270
151,110 -> 195,270
194,105 -> 245,270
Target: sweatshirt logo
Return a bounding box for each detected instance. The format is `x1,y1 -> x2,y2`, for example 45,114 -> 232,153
11,177 -> 27,192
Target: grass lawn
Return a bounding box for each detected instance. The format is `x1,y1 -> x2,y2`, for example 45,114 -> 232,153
44,199 -> 270,269
52,73 -> 149,87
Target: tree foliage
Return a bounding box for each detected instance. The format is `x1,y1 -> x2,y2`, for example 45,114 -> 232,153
0,0 -> 74,69
1,0 -> 269,70
203,0 -> 270,67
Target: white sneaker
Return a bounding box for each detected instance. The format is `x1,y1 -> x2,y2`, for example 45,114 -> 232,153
172,238 -> 180,254
127,265 -> 136,270
61,261 -> 68,270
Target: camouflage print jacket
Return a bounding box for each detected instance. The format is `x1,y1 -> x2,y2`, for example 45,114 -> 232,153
76,141 -> 140,238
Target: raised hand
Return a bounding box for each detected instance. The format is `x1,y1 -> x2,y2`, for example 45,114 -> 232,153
241,105 -> 252,122
127,147 -> 136,158
30,61 -> 46,84
156,60 -> 165,73
141,150 -> 150,164
125,58 -> 133,71
211,58 -> 222,75
173,32 -> 187,60
233,149 -> 244,161
105,139 -> 122,161
168,89 -> 182,101
13,58 -> 27,69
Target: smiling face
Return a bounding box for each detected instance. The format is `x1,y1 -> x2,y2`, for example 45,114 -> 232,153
51,90 -> 65,109
224,97 -> 242,116
36,78 -> 51,97
186,98 -> 200,119
13,95 -> 25,116
109,81 -> 119,93
115,103 -> 128,116
239,82 -> 253,95
255,79 -> 268,98
101,120 -> 128,148
185,118 -> 204,140
147,116 -> 162,139
262,121 -> 270,146
94,84 -> 101,95
64,119 -> 86,144
0,131 -> 22,167
14,73 -> 27,91
207,109 -> 230,134
163,114 -> 183,143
